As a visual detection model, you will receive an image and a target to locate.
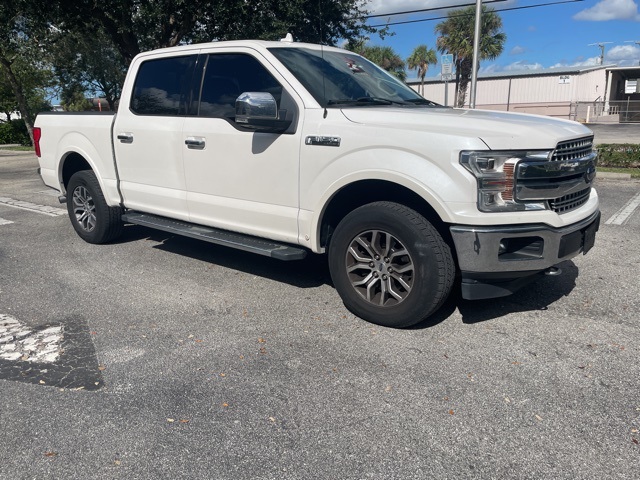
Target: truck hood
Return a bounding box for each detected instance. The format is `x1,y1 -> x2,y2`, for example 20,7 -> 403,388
339,106 -> 592,150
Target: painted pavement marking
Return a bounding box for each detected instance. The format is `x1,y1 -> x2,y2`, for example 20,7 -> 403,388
0,313 -> 63,363
605,190 -> 640,226
0,217 -> 13,225
0,197 -> 66,217
36,189 -> 61,197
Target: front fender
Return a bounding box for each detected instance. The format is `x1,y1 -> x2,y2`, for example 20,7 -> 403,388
299,147 -> 478,252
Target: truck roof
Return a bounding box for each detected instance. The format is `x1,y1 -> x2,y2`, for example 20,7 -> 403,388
133,39 -> 347,59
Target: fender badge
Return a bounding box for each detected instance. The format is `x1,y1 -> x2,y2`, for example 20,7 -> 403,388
305,136 -> 341,147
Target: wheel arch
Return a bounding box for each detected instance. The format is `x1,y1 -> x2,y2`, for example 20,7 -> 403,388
61,151 -> 93,191
316,179 -> 455,254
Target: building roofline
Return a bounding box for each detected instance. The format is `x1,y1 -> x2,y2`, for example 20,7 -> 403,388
605,65 -> 640,72
407,64 -> 617,84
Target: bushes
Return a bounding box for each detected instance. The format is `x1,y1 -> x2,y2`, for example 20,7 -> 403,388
596,144 -> 640,168
0,120 -> 31,146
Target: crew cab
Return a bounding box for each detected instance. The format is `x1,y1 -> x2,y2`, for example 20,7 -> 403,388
34,39 -> 600,327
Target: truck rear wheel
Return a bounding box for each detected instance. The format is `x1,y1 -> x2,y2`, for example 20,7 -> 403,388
67,170 -> 123,244
328,202 -> 454,328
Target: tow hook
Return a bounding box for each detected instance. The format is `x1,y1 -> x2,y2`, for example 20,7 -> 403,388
544,266 -> 562,276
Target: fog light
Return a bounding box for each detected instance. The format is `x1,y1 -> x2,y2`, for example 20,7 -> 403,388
498,237 -> 544,261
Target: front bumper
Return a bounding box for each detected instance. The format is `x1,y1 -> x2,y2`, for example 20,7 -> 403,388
450,210 -> 600,300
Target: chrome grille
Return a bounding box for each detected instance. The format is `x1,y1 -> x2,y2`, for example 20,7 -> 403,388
552,137 -> 594,162
549,187 -> 591,213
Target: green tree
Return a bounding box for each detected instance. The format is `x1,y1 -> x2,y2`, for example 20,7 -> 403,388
50,29 -> 127,111
0,0 -> 54,144
435,6 -> 506,107
347,42 -> 406,81
60,85 -> 93,112
407,44 -> 437,96
42,0 -> 379,64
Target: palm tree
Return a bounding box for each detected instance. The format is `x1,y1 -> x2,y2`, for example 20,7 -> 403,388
407,45 -> 437,96
435,6 -> 506,107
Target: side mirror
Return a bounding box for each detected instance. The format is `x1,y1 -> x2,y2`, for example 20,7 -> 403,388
235,92 -> 291,133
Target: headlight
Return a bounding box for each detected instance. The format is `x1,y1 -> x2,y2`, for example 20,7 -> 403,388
460,150 -> 551,212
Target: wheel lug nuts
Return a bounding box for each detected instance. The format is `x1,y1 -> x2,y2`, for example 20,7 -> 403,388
373,272 -> 379,278
375,255 -> 380,260
382,274 -> 387,280
384,257 -> 390,263
369,262 -> 374,267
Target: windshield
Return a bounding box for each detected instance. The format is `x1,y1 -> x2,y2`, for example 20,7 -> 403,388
268,47 -> 438,108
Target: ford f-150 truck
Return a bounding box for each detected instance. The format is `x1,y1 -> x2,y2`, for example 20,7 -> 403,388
34,39 -> 600,328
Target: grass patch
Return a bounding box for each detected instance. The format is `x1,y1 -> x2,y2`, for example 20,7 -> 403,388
0,146 -> 34,152
599,167 -> 640,179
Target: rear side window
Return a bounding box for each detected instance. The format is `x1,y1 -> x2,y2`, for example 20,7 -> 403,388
131,55 -> 196,115
197,54 -> 283,119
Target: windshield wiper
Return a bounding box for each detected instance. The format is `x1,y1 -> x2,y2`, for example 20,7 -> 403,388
326,97 -> 400,106
405,98 -> 440,107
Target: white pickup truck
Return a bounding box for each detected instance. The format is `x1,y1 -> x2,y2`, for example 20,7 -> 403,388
34,39 -> 600,328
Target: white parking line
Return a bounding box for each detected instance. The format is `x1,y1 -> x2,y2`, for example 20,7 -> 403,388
36,189 -> 61,197
0,197 -> 66,217
606,191 -> 640,226
0,217 -> 14,225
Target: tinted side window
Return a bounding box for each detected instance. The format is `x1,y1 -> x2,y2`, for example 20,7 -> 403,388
131,55 -> 196,115
198,54 -> 283,118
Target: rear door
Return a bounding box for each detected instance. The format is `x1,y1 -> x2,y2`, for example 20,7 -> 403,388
113,53 -> 197,220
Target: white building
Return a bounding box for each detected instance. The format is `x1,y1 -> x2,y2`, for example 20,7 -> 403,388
408,65 -> 640,122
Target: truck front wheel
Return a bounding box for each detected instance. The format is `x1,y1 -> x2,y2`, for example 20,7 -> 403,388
67,170 -> 123,244
328,202 -> 454,328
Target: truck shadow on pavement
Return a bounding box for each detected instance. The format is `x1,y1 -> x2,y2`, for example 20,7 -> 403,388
455,260 -> 580,325
118,225 -> 332,288
118,225 -> 580,328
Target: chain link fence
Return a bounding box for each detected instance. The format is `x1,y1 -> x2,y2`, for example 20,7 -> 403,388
571,100 -> 640,123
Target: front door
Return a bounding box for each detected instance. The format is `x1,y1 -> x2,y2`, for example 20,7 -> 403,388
182,51 -> 302,244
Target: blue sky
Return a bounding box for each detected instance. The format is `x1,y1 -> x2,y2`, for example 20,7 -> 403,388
363,0 -> 640,76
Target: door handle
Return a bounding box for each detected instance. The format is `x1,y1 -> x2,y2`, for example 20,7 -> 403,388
117,133 -> 133,143
185,137 -> 206,149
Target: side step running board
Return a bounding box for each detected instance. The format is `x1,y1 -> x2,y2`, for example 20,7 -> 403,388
121,211 -> 307,261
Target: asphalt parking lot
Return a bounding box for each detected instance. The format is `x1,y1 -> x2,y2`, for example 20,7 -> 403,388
587,122 -> 640,144
1,150 -> 639,479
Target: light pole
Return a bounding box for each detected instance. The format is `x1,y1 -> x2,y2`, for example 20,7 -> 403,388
469,0 -> 482,109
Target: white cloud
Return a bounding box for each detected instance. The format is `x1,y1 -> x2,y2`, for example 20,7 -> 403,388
479,63 -> 500,73
573,0 -> 640,21
606,44 -> 640,64
503,61 -> 543,71
551,57 -> 601,68
510,45 -> 526,55
479,61 -> 543,73
366,0 -> 463,16
365,0 -> 517,16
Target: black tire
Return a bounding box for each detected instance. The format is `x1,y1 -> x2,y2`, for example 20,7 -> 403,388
328,201 -> 455,328
66,170 -> 123,244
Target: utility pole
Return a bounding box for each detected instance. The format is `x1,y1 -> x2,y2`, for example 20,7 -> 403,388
588,42 -> 612,65
469,0 -> 482,109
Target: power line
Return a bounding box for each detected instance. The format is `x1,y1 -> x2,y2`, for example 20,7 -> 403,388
368,0 -> 585,28
363,0 -> 507,19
